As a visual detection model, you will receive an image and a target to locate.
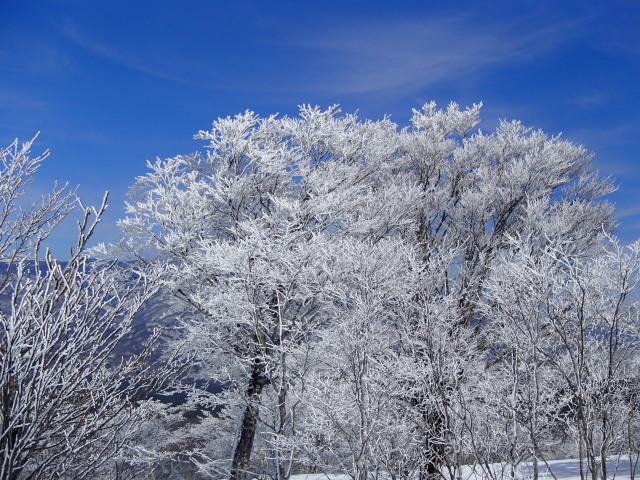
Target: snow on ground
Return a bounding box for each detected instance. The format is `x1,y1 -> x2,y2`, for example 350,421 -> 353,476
291,456 -> 639,480
458,456 -> 638,480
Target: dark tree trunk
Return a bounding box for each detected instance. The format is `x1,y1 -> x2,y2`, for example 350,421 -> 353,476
424,409 -> 445,479
230,360 -> 269,480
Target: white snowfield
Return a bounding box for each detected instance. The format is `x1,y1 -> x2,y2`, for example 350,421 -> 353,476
457,457 -> 638,480
290,457 -> 639,480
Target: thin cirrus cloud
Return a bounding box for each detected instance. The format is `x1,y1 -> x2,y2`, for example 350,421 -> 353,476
58,14 -> 586,100
289,15 -> 585,96
59,22 -> 223,90
0,90 -> 51,110
614,204 -> 640,224
569,90 -> 612,108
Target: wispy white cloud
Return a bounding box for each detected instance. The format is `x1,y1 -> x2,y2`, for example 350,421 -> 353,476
60,21 -> 223,89
0,90 -> 52,109
0,24 -> 74,77
289,15 -> 585,95
566,123 -> 640,161
615,203 -> 640,220
57,12 -> 587,99
569,90 -> 612,108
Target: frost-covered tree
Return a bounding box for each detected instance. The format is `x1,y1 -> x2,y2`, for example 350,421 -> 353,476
391,102 -> 616,477
0,138 -> 172,480
117,102 -> 620,480
290,237 -> 418,480
118,107 -> 408,480
400,102 -> 615,316
480,238 -> 571,480
485,235 -> 640,480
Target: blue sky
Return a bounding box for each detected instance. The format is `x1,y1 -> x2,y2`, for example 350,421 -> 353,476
1,1 -> 639,257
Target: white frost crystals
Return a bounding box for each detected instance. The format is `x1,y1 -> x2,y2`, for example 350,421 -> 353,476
3,101 -> 634,480
0,137 -> 177,480
114,102 -> 637,480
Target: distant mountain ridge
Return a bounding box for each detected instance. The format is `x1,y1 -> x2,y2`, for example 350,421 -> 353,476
0,259 -> 182,359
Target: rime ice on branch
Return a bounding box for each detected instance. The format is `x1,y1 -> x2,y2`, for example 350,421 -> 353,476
118,103 -> 635,480
0,138 -> 177,480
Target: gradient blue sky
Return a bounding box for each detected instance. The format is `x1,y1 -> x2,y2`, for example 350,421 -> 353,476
1,1 -> 639,257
